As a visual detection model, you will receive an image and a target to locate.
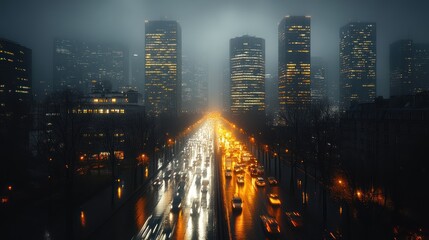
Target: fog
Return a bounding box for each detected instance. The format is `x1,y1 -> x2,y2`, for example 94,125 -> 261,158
1,0 -> 429,108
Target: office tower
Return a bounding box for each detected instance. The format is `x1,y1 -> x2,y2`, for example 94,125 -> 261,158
230,35 -> 265,114
53,39 -> 128,94
265,73 -> 278,115
182,56 -> 208,113
144,20 -> 181,117
0,38 -> 32,114
390,40 -> 414,97
278,16 -> 311,113
414,43 -> 429,93
0,38 -> 32,180
130,52 -> 144,92
340,22 -> 376,110
311,57 -> 327,103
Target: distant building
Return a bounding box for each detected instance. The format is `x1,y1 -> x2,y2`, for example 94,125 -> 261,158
390,40 -> 429,97
130,52 -> 144,93
181,56 -> 208,113
339,22 -> 376,111
230,35 -> 265,114
278,16 -> 311,113
0,38 -> 32,181
414,43 -> 429,93
311,57 -> 327,103
53,38 -> 128,94
144,20 -> 182,117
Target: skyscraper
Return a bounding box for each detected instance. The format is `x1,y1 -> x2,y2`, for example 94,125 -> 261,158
144,20 -> 182,117
230,35 -> 265,114
182,55 -> 208,113
0,38 -> 32,181
311,57 -> 327,103
390,39 -> 414,97
340,22 -> 376,110
278,16 -> 311,113
0,38 -> 32,114
414,43 -> 429,93
53,39 -> 128,94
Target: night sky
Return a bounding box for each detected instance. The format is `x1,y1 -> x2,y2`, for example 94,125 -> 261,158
1,0 -> 429,107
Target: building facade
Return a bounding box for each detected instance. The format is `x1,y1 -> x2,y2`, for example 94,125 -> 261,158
0,38 -> 32,182
144,20 -> 182,117
339,22 -> 376,111
182,56 -> 208,113
311,57 -> 327,103
53,39 -> 128,94
230,35 -> 265,114
278,16 -> 311,113
414,43 -> 429,94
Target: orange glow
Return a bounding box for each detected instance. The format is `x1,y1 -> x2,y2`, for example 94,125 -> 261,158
338,179 -> 343,185
356,190 -> 362,199
80,211 -> 86,227
339,206 -> 343,215
8,185 -> 12,191
1,197 -> 8,204
285,148 -> 289,153
117,186 -> 122,199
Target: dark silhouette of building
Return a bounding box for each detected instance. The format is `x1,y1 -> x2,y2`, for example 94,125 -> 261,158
0,38 -> 32,183
340,92 -> 429,223
311,57 -> 327,103
414,43 -> 429,93
390,40 -> 429,97
230,35 -> 265,114
53,38 -> 128,94
144,20 -> 182,117
278,16 -> 311,113
340,22 -> 376,111
181,55 -> 208,113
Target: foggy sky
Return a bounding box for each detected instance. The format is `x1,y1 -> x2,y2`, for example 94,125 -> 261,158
1,0 -> 429,108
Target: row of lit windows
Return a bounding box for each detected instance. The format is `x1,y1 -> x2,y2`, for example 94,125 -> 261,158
73,109 -> 125,114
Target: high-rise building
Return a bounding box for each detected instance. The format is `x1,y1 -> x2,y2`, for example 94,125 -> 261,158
144,20 -> 181,117
414,43 -> 429,93
130,52 -> 144,93
340,22 -> 376,110
278,16 -> 311,113
311,57 -> 327,103
390,40 -> 414,97
0,38 -> 32,181
0,38 -> 32,114
230,35 -> 265,114
182,56 -> 208,113
53,39 -> 128,94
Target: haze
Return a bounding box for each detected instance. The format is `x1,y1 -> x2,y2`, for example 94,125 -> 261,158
1,0 -> 429,108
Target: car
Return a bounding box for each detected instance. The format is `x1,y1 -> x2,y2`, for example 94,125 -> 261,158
190,199 -> 201,216
202,168 -> 208,176
285,211 -> 303,228
201,185 -> 208,193
162,218 -> 175,239
163,170 -> 172,179
236,174 -> 245,184
139,214 -> 163,239
260,215 -> 281,235
231,195 -> 243,211
250,168 -> 259,177
267,193 -> 281,206
255,177 -> 266,187
152,178 -> 162,187
195,174 -> 202,184
234,165 -> 243,173
225,168 -> 232,177
170,195 -> 182,212
267,177 -> 278,185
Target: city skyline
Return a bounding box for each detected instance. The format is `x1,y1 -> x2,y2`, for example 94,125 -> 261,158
2,0 -> 429,107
